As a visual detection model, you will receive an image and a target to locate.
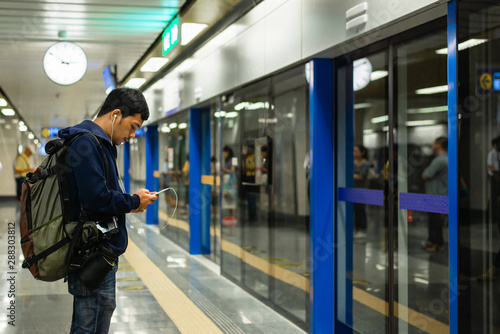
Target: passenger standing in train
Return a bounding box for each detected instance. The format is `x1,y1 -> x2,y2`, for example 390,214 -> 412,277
222,146 -> 236,221
421,137 -> 448,252
353,145 -> 370,238
487,136 -> 500,223
182,154 -> 189,207
477,136 -> 500,280
59,88 -> 158,334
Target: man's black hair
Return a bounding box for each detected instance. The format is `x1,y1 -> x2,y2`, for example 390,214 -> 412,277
97,87 -> 149,121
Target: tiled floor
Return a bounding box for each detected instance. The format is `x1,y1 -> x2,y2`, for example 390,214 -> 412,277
0,198 -> 305,334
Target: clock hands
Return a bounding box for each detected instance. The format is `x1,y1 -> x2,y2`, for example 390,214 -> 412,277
49,52 -> 73,65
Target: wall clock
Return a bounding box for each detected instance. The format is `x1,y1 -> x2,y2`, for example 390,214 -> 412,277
353,58 -> 372,91
43,42 -> 87,85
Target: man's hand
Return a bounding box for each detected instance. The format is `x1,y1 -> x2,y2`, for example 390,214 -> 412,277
131,188 -> 157,213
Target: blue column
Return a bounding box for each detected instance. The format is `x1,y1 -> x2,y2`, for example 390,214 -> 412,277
308,59 -> 334,334
145,125 -> 159,225
200,109 -> 211,254
448,1 -> 458,333
189,108 -> 211,254
123,141 -> 130,194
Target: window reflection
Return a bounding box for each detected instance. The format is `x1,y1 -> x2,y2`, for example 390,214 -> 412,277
158,111 -> 190,251
458,1 -> 500,332
219,66 -> 310,328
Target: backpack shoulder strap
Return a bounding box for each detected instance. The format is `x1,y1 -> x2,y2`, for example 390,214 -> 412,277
68,133 -> 110,185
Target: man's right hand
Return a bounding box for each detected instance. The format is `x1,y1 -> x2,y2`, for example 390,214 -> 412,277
132,188 -> 157,213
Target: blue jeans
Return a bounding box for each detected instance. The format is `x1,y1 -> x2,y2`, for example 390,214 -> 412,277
68,260 -> 118,334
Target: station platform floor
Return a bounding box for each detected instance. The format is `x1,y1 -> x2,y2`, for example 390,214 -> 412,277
0,198 -> 305,334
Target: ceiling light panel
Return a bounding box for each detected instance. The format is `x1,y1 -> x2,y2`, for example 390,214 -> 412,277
1,108 -> 15,116
181,23 -> 208,45
124,78 -> 146,89
140,57 -> 169,72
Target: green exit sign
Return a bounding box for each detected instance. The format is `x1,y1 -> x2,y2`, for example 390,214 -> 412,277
162,17 -> 179,56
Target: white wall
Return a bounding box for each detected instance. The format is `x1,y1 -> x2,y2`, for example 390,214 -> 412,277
146,0 -> 445,123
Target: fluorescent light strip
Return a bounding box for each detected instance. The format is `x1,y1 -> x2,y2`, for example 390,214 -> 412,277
407,106 -> 448,114
0,98 -> 7,107
1,108 -> 15,116
178,123 -> 188,129
371,115 -> 388,123
370,71 -> 388,81
406,120 -> 437,126
124,78 -> 146,89
181,23 -> 208,46
225,112 -> 238,118
140,57 -> 169,72
415,85 -> 448,95
169,122 -> 178,129
435,38 -> 488,54
214,111 -> 227,118
354,103 -> 372,109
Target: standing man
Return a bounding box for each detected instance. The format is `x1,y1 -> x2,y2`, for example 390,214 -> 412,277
487,136 -> 500,223
14,144 -> 35,200
422,136 -> 448,252
58,88 -> 158,333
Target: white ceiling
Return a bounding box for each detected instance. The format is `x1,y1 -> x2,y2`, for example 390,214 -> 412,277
0,0 -> 186,140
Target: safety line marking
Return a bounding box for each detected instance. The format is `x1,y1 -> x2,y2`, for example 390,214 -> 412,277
124,239 -> 223,334
159,211 -> 309,292
117,277 -> 139,282
353,288 -> 449,334
158,210 -> 448,333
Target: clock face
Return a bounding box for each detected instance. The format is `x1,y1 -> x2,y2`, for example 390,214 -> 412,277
353,58 -> 372,91
43,42 -> 87,85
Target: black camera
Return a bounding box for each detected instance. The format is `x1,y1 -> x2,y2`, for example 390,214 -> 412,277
78,245 -> 118,290
95,216 -> 119,239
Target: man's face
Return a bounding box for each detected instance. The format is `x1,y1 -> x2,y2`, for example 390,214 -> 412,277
112,113 -> 143,146
432,141 -> 441,153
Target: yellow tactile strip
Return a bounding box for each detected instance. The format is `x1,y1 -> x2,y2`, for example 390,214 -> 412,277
353,288 -> 449,334
123,239 -> 223,334
158,211 -> 449,334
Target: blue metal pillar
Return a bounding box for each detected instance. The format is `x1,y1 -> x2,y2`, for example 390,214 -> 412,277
200,109 -> 211,254
123,141 -> 130,194
308,58 -> 334,334
448,1 -> 458,332
145,125 -> 159,225
189,108 -> 211,254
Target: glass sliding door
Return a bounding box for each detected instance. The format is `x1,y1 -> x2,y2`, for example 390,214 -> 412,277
158,111 -> 190,251
458,1 -> 500,332
395,29 -> 449,333
336,23 -> 449,334
218,65 -> 310,329
336,51 -> 389,334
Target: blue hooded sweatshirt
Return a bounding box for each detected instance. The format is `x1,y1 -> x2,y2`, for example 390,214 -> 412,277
58,120 -> 140,255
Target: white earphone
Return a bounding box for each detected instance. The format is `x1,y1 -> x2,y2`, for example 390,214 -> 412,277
111,114 -> 117,143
